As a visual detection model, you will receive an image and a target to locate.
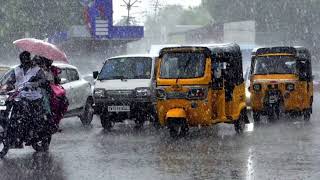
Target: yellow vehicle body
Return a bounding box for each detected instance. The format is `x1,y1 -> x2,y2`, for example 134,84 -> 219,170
156,45 -> 248,135
250,74 -> 313,112
249,47 -> 313,120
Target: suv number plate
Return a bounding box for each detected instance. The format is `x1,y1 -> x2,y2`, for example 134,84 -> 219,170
108,106 -> 130,112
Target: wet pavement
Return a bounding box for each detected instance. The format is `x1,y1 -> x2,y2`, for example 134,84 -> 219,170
1,95 -> 320,179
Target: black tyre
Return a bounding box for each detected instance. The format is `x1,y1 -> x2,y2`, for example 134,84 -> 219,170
100,114 -> 113,130
234,110 -> 247,134
303,109 -> 311,121
169,125 -> 188,138
0,127 -> 9,158
267,106 -> 279,122
80,99 -> 94,126
168,118 -> 188,138
253,112 -> 261,123
134,113 -> 146,129
32,136 -> 51,152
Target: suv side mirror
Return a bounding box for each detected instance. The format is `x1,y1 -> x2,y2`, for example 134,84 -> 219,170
93,71 -> 99,79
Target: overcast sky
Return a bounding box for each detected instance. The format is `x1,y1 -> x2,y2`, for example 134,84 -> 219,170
112,0 -> 202,24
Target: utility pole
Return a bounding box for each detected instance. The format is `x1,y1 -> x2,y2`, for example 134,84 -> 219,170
121,0 -> 141,25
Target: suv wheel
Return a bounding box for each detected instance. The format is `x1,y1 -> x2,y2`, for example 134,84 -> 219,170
134,113 -> 145,129
100,113 -> 114,130
80,98 -> 94,126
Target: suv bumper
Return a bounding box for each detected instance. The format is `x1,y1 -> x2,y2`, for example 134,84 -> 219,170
94,97 -> 156,119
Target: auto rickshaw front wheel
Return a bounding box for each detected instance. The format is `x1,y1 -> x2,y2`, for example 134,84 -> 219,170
168,118 -> 188,138
303,109 -> 312,121
234,110 -> 248,134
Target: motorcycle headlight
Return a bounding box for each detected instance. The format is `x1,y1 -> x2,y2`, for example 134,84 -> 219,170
156,88 -> 166,99
188,88 -> 207,100
94,89 -> 105,97
0,95 -> 8,106
253,84 -> 262,92
135,88 -> 151,97
286,83 -> 295,91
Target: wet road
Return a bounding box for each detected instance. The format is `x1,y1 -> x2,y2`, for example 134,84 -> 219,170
1,95 -> 320,180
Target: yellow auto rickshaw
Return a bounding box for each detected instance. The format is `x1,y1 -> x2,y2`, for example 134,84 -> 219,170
249,46 -> 313,122
156,44 -> 249,137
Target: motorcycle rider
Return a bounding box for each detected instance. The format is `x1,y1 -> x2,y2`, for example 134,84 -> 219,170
7,51 -> 50,146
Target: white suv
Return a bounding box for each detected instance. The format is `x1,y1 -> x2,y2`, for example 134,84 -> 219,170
0,63 -> 94,126
93,54 -> 158,130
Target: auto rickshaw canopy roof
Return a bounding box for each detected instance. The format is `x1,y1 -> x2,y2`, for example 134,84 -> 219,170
252,46 -> 311,60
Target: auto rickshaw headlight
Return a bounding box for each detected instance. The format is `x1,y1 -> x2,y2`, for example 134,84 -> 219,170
253,84 -> 262,92
188,88 -> 207,100
286,83 -> 295,91
156,89 -> 166,99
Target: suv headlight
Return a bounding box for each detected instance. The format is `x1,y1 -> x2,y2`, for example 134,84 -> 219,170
94,89 -> 105,97
135,87 -> 151,97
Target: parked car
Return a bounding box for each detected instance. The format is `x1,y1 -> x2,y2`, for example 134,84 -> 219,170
0,63 -> 94,126
93,54 -> 157,130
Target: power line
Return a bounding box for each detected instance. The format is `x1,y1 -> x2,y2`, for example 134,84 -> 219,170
121,0 -> 141,25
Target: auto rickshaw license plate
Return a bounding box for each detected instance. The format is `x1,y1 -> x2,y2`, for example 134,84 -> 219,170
108,106 -> 130,112
269,95 -> 278,103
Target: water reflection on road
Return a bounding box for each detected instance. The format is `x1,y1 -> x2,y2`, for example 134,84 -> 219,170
0,94 -> 319,179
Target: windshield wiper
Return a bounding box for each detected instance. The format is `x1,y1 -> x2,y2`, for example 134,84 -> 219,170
134,75 -> 149,79
98,75 -> 128,81
176,57 -> 193,84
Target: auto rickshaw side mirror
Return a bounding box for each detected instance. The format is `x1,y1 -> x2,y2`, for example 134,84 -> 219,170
93,71 -> 99,79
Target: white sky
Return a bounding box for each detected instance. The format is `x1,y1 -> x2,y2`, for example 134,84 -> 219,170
112,0 -> 202,24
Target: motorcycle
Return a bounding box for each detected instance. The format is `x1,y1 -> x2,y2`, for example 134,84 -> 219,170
0,89 -> 56,158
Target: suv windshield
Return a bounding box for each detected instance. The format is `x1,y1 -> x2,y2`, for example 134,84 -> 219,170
98,57 -> 152,80
160,53 -> 206,79
253,56 -> 297,75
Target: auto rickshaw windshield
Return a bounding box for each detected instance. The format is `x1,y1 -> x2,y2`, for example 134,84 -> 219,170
160,53 -> 206,79
253,56 -> 297,75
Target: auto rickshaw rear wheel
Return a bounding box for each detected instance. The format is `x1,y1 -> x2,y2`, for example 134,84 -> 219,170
253,112 -> 261,123
234,110 -> 247,134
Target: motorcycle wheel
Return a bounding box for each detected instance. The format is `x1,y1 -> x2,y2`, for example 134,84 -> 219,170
0,127 -> 9,158
32,136 -> 51,152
